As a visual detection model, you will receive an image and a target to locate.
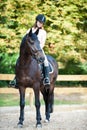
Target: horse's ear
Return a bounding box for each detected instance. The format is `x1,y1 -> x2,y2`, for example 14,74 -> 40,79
28,28 -> 32,37
34,28 -> 39,35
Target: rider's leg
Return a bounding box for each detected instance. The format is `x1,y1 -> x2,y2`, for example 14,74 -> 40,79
42,51 -> 50,86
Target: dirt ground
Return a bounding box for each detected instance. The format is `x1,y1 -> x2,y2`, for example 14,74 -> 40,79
0,104 -> 87,130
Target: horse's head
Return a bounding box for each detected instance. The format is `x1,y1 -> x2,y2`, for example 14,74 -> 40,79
26,29 -> 45,64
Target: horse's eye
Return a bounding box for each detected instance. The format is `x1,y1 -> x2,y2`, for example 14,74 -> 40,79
29,38 -> 34,44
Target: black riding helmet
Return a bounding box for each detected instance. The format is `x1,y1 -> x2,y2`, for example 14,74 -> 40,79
36,14 -> 46,24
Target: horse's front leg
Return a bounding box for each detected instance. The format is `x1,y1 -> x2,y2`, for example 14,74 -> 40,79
18,87 -> 26,127
34,87 -> 42,128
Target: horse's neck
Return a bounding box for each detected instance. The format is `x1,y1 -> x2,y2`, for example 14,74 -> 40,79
19,50 -> 32,66
19,37 -> 32,66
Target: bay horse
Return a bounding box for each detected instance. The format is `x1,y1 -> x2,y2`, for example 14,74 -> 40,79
15,29 -> 58,127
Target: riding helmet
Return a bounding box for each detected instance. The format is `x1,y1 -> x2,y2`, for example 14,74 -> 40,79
36,14 -> 46,24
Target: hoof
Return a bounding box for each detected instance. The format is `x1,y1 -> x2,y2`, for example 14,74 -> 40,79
36,123 -> 42,128
17,123 -> 23,128
44,119 -> 50,123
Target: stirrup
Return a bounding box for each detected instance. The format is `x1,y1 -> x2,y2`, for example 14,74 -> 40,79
9,79 -> 18,88
43,77 -> 50,86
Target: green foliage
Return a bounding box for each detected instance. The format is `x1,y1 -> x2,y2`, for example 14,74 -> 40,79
0,53 -> 18,74
60,60 -> 87,74
0,0 -> 87,83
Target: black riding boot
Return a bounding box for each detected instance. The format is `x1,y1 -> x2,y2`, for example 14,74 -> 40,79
43,66 -> 50,86
9,77 -> 18,89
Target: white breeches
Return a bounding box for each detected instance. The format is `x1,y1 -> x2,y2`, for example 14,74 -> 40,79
41,49 -> 49,66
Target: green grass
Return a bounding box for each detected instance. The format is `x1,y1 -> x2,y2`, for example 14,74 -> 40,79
0,94 -> 31,106
0,94 -> 85,107
0,94 -> 19,106
54,99 -> 83,105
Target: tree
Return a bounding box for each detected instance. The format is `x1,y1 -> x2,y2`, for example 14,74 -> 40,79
0,0 -> 87,75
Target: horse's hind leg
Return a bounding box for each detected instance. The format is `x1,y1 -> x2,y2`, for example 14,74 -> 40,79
43,87 -> 54,122
18,87 -> 26,127
43,90 -> 50,122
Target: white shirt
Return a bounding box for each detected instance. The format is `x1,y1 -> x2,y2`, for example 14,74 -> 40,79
26,28 -> 47,49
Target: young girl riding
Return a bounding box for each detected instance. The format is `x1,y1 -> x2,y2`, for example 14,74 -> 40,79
10,14 -> 50,87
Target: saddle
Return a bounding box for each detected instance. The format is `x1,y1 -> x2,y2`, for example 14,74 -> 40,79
39,62 -> 53,79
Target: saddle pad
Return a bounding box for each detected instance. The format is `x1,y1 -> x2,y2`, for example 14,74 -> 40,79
49,62 -> 53,74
